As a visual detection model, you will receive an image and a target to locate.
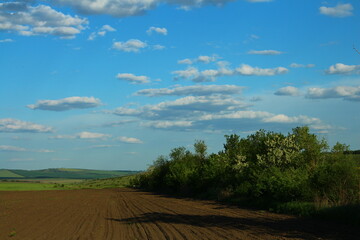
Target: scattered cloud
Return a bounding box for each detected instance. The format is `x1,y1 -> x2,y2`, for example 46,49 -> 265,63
0,2 -> 88,39
152,44 -> 166,50
87,145 -> 120,149
117,136 -> 143,144
27,97 -> 102,111
141,120 -> 193,129
147,26 -> 167,35
88,24 -> 116,40
116,73 -> 150,84
306,86 -> 360,101
320,3 -> 353,18
172,64 -> 288,82
0,145 -> 53,153
248,50 -> 283,55
135,84 -> 244,97
0,38 -> 13,42
0,145 -> 26,152
178,58 -> 193,64
55,0 -> 235,17
197,55 -> 218,63
325,63 -> 360,75
77,131 -> 111,139
112,39 -> 147,52
274,86 -> 301,96
235,64 -> 288,76
0,118 -> 53,133
50,131 -> 111,140
290,63 -> 315,68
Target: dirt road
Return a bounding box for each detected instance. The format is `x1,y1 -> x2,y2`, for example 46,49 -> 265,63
0,188 -> 357,239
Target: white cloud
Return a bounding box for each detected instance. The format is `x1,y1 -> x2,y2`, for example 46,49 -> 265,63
290,63 -> 315,68
77,131 -> 111,139
236,64 -> 288,76
55,0 -> 235,17
274,86 -> 301,96
173,64 -> 288,82
248,50 -> 283,55
0,118 -> 53,133
27,97 -> 102,111
0,38 -> 13,42
326,63 -> 360,75
135,84 -> 244,97
197,55 -> 218,63
147,26 -> 167,35
142,121 -> 193,129
112,39 -> 147,52
320,3 -> 353,18
263,114 -> 320,124
0,145 -> 54,153
116,73 -> 150,84
152,44 -> 166,50
0,2 -> 87,39
88,24 -> 116,40
0,145 -> 26,152
50,132 -> 111,140
117,136 -> 143,144
306,86 -> 360,101
178,58 -> 193,64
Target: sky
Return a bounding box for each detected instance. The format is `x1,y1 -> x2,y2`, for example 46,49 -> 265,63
0,0 -> 359,171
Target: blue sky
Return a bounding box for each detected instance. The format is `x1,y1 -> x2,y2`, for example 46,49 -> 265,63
0,0 -> 359,170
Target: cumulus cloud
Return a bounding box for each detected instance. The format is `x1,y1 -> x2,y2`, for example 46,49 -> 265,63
290,63 -> 315,68
274,86 -> 301,96
55,0 -> 235,17
197,55 -> 218,63
0,118 -> 53,133
117,136 -> 143,144
235,64 -> 288,76
0,2 -> 88,39
326,63 -> 360,75
172,64 -> 288,82
27,97 -> 102,111
147,26 -> 167,35
88,24 -> 116,40
77,131 -> 111,139
135,84 -> 244,97
112,39 -> 147,52
110,95 -> 251,121
320,3 -> 353,17
178,58 -> 193,64
306,86 -> 360,101
248,50 -> 283,55
116,73 -> 150,84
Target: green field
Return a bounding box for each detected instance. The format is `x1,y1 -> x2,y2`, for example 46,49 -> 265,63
0,175 -> 136,191
0,182 -> 58,191
0,168 -> 140,180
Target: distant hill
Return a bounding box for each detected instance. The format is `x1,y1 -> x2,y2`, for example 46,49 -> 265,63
0,168 -> 140,180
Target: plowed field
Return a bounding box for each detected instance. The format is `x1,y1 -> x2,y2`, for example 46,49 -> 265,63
0,188 -> 357,239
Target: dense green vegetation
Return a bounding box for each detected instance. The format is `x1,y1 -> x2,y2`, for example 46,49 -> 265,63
0,182 -> 59,191
131,126 -> 360,224
0,168 -> 139,180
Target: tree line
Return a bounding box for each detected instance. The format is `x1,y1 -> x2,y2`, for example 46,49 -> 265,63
131,126 -> 359,215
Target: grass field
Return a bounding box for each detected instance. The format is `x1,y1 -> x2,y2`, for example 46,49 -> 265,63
0,175 -> 135,191
0,182 -> 58,191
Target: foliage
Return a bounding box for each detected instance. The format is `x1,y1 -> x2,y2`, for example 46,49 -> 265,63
132,126 -> 360,223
